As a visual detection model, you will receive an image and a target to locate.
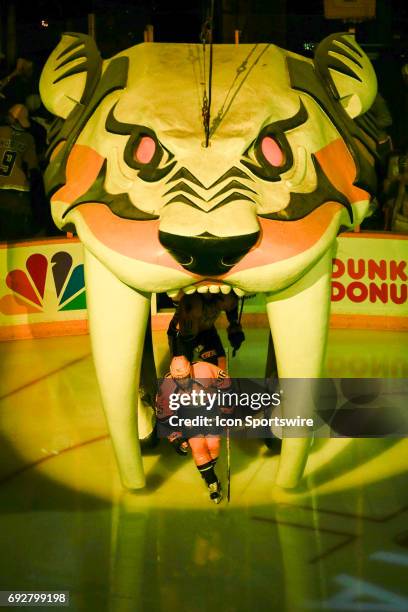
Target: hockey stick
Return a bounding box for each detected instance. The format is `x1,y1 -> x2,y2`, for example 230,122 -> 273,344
232,297 -> 245,358
225,346 -> 231,502
227,425 -> 231,502
237,295 -> 245,325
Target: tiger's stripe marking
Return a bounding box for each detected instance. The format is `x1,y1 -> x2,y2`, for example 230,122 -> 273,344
51,144 -> 104,206
315,138 -> 368,205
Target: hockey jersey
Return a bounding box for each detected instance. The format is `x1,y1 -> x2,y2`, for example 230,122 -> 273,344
0,125 -> 38,191
156,361 -> 231,425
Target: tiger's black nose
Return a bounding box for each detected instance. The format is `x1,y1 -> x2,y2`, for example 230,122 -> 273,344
158,231 -> 260,276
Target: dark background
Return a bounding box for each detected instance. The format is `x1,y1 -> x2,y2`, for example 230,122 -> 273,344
2,1 -> 407,59
0,0 -> 407,147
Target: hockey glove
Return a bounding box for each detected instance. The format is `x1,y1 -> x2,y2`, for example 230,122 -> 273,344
228,323 -> 245,357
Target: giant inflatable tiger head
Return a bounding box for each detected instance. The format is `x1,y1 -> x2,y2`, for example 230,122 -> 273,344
40,33 -> 378,490
41,33 -> 377,294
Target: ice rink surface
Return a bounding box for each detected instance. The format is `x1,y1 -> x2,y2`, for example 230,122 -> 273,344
0,328 -> 407,611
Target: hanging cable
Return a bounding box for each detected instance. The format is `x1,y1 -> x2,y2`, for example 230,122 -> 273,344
200,0 -> 215,147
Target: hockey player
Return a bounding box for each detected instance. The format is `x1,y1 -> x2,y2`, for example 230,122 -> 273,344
167,291 -> 245,373
156,355 -> 231,504
0,103 -> 40,240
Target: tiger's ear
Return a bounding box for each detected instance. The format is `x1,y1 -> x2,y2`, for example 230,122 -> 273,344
314,33 -> 377,118
39,32 -> 102,119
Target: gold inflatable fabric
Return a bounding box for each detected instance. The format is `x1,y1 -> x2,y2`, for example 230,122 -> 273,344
40,33 -> 377,489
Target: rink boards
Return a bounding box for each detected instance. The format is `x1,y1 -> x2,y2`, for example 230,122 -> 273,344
0,232 -> 407,340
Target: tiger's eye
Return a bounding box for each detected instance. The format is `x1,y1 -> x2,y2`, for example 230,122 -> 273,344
134,136 -> 156,164
261,136 -> 285,167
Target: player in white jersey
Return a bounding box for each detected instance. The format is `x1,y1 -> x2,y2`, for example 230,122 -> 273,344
0,104 -> 39,240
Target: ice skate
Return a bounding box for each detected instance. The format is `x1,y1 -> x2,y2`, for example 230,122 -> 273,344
208,480 -> 223,504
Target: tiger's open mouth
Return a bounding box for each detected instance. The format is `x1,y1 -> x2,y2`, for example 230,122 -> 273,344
166,281 -> 248,298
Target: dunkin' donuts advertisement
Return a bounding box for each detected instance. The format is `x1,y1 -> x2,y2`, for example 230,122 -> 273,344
331,233 -> 408,321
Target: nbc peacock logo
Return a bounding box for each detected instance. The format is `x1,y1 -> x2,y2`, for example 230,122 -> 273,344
0,252 -> 86,315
